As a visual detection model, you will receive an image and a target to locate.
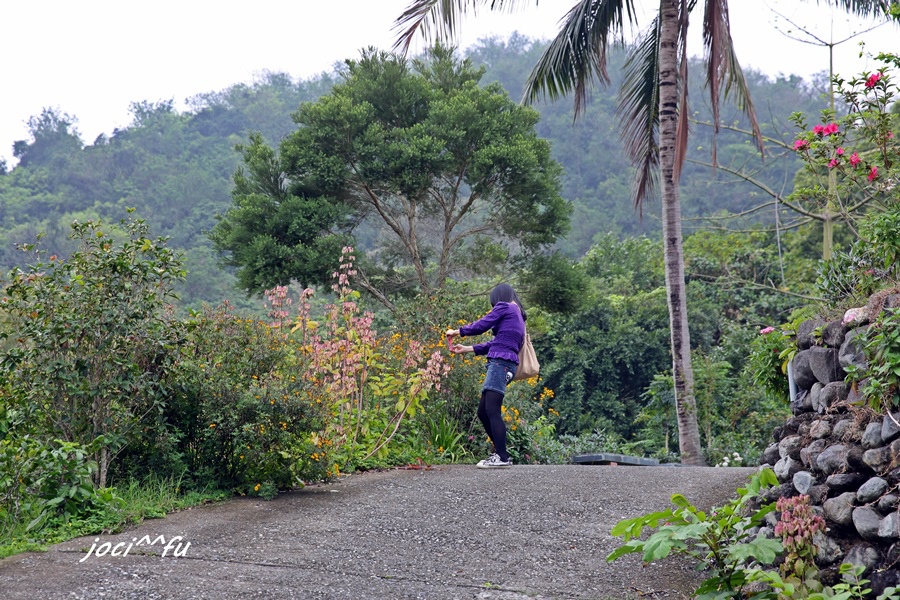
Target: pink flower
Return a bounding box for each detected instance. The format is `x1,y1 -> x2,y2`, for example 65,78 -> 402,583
823,123 -> 839,135
849,152 -> 861,167
793,139 -> 808,150
812,124 -> 825,136
835,147 -> 844,155
760,326 -> 775,335
866,72 -> 882,88
868,166 -> 878,182
828,159 -> 838,169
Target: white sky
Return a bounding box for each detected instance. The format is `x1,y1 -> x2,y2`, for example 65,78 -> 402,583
1,0 -> 897,166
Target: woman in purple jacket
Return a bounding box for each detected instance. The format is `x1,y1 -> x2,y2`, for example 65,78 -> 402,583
446,283 -> 526,468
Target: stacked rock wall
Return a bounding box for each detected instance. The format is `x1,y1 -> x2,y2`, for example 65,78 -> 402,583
760,312 -> 900,593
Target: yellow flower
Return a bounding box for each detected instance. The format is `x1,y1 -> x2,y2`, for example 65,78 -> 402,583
254,483 -> 261,492
209,423 -> 216,428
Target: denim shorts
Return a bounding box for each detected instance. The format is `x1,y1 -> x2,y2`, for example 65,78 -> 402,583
482,358 -> 517,395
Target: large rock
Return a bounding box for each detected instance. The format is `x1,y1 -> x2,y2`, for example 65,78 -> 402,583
817,444 -> 849,475
814,382 -> 850,413
822,320 -> 848,348
863,439 -> 900,473
886,467 -> 900,487
793,471 -> 816,495
797,318 -> 827,350
844,543 -> 881,576
808,484 -> 829,506
809,419 -> 832,439
847,446 -> 875,476
801,439 -> 828,470
826,473 -> 866,493
833,419 -> 859,442
809,383 -> 824,413
778,435 -> 803,460
809,347 -> 844,384
790,388 -> 812,415
791,350 -> 818,390
853,506 -> 883,541
823,492 -> 856,527
839,327 -> 868,371
871,569 -> 900,600
863,421 -> 885,449
813,532 -> 843,567
880,494 -> 900,513
857,477 -> 889,503
883,412 -> 900,444
879,512 -> 900,540
761,442 -> 780,466
774,456 -> 802,483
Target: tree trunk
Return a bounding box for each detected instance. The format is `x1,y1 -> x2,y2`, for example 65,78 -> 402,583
657,0 -> 705,466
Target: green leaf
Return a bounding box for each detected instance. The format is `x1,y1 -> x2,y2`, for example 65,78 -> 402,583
726,536 -> 782,564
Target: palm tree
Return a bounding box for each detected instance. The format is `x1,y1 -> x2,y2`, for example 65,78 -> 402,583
394,0 -> 893,465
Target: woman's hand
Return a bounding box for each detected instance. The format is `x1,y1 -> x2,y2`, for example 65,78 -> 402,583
445,328 -> 460,337
449,344 -> 473,354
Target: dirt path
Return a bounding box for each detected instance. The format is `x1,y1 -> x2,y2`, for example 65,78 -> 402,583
0,464 -> 758,599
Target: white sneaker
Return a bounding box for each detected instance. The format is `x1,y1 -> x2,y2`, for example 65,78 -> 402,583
477,454 -> 512,468
477,453 -> 500,466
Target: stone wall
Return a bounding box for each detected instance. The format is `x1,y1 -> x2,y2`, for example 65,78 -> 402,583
759,307 -> 900,593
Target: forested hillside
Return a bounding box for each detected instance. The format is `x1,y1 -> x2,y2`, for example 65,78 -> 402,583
0,36 -> 828,309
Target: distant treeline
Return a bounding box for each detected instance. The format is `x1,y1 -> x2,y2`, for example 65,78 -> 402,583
0,35 -> 828,309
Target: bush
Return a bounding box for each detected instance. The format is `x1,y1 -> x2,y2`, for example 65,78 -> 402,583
1,215 -> 184,489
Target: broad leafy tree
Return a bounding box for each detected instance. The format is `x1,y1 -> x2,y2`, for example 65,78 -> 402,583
394,0 -> 893,465
213,45 -> 570,306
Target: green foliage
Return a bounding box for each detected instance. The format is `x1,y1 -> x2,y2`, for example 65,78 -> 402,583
608,468 -> 781,598
816,241 -> 883,307
522,251 -> 588,314
0,435 -> 101,538
209,132 -> 351,294
220,44 -> 571,299
163,301 -> 326,496
749,325 -> 797,403
1,216 -> 185,488
860,308 -> 900,411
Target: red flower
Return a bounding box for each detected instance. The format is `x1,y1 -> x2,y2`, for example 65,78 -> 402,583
865,72 -> 882,88
849,152 -> 861,167
828,159 -> 838,169
835,147 -> 844,155
793,139 -> 808,150
823,123 -> 839,135
868,166 -> 878,182
812,124 -> 825,136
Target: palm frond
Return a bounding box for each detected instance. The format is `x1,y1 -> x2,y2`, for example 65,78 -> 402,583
392,0 -> 528,54
702,0 -> 764,163
816,0 -> 895,17
616,17 -> 661,212
523,0 -> 640,115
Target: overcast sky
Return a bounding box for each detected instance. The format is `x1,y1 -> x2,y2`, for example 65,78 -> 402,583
2,0 -> 897,166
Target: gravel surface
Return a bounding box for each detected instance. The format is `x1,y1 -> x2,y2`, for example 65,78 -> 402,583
0,464 -> 758,599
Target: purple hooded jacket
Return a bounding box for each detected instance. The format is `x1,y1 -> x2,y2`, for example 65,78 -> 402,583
459,302 -> 525,364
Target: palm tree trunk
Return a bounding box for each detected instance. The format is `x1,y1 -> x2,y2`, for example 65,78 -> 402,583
658,0 -> 705,466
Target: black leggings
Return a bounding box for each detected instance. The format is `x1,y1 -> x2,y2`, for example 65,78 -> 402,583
477,389 -> 508,461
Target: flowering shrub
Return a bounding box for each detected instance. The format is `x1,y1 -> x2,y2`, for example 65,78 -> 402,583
167,302 -> 322,497
289,248 -> 450,471
790,60 -> 898,211
790,58 -> 900,305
